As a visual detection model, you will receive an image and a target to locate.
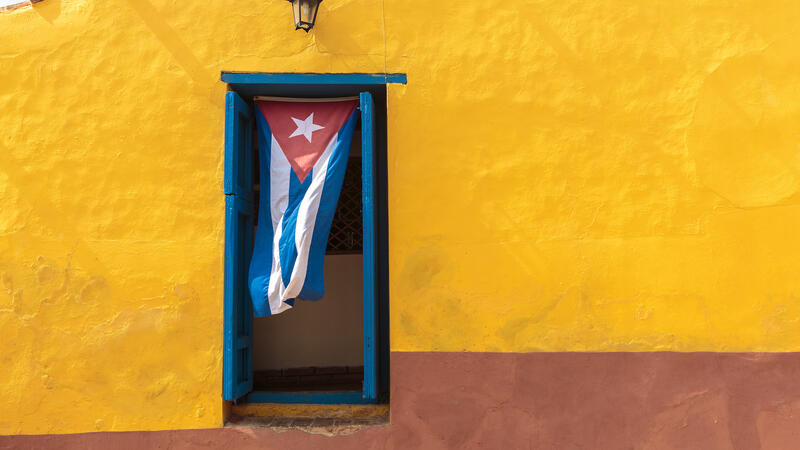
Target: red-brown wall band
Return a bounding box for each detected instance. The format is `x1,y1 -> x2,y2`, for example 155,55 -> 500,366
3,352 -> 800,449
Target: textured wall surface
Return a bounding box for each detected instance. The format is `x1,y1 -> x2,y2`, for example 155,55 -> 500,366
2,0 -> 800,436
5,352 -> 800,449
385,2 -> 800,353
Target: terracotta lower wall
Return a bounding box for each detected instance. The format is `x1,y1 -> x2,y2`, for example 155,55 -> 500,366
4,352 -> 800,449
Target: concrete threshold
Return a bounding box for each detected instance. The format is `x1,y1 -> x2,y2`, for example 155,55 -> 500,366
226,403 -> 389,436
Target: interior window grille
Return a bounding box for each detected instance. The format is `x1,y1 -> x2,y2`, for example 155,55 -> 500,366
326,157 -> 363,254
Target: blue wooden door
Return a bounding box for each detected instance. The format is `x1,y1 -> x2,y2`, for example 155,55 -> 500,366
360,91 -> 378,402
223,91 -> 254,401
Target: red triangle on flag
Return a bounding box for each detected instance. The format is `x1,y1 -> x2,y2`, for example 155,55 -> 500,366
256,98 -> 358,183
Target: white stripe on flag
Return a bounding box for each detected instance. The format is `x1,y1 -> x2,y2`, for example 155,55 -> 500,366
267,137 -> 292,315
267,220 -> 292,315
269,137 -> 291,232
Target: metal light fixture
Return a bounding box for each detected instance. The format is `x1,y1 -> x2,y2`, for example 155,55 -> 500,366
287,0 -> 322,32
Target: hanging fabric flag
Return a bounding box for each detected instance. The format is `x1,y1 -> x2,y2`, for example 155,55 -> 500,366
249,97 -> 359,317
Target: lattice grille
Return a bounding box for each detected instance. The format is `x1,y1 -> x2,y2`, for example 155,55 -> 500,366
327,157 -> 363,254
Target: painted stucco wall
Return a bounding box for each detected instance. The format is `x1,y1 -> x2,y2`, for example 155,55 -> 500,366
1,0 -> 800,436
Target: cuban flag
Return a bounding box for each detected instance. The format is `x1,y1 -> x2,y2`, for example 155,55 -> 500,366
248,97 -> 358,317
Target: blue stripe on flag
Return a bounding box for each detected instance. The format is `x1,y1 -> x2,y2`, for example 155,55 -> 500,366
298,111 -> 359,300
249,110 -> 274,317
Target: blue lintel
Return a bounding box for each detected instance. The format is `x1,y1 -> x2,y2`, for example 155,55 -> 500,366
221,72 -> 407,85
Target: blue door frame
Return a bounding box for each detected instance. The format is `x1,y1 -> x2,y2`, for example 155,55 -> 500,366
222,73 -> 404,404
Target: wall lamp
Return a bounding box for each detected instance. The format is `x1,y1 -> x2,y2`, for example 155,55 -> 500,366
287,0 -> 322,32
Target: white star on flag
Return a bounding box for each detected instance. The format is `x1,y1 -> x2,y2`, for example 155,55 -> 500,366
289,113 -> 325,143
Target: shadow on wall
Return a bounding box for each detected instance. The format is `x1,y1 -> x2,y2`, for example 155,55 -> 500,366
32,0 -> 59,22
121,0 -> 213,86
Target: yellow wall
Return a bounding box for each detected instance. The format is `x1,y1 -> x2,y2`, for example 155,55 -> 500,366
1,0 -> 800,435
